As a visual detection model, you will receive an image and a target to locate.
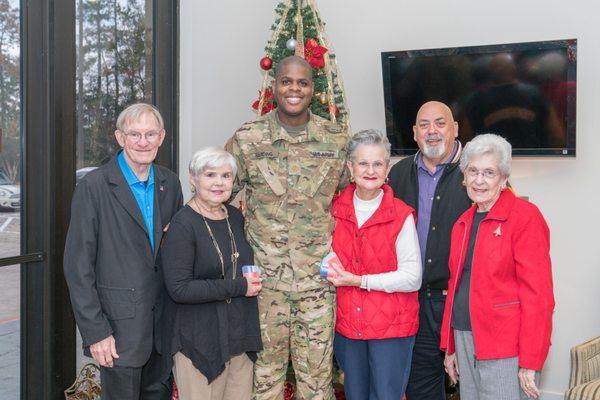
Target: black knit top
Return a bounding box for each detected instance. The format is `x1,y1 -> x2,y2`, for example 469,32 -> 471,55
159,204 -> 262,383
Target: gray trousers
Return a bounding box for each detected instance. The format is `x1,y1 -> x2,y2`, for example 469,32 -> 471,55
454,330 -> 538,400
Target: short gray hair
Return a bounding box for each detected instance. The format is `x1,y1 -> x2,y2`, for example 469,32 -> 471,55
189,146 -> 238,177
460,134 -> 512,177
116,103 -> 164,131
348,129 -> 391,161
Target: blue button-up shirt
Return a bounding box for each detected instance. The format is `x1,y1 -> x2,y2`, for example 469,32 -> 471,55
118,151 -> 155,251
416,142 -> 458,266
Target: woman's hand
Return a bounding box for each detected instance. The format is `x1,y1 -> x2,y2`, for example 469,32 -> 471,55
518,368 -> 540,398
444,352 -> 459,385
245,276 -> 262,297
326,264 -> 361,287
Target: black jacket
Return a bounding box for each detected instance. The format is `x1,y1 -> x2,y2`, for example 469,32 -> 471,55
388,146 -> 471,290
63,155 -> 183,367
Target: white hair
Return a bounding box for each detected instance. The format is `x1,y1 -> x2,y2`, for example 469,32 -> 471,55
116,103 -> 164,131
189,146 -> 237,177
460,133 -> 512,177
348,129 -> 391,161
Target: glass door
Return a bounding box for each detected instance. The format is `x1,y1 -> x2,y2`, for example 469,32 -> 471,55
0,0 -> 22,398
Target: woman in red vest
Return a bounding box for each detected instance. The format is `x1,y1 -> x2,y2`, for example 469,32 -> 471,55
326,129 -> 422,400
440,134 -> 554,399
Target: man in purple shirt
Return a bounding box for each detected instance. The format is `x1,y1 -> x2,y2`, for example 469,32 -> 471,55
415,136 -> 459,264
388,101 -> 471,399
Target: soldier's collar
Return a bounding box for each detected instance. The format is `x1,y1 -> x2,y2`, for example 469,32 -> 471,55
267,111 -> 319,143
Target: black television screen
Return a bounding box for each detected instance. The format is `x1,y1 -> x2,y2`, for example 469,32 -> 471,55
382,39 -> 577,156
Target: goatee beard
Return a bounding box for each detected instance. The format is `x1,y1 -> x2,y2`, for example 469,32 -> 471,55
423,143 -> 446,159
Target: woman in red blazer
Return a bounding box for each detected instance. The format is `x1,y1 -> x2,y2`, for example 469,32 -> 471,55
440,134 -> 554,400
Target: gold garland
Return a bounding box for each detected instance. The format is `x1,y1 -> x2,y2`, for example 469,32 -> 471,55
294,0 -> 305,57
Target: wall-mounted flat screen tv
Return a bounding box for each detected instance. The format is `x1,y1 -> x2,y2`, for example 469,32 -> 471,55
382,39 -> 577,156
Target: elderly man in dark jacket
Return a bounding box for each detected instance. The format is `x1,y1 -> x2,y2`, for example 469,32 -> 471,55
64,103 -> 183,400
388,101 -> 471,400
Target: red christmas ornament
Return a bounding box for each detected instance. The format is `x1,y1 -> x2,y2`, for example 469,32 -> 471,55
260,56 -> 273,70
328,104 -> 340,117
252,88 -> 277,115
304,39 -> 328,69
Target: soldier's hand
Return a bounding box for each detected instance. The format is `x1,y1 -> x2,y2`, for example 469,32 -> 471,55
90,335 -> 119,368
245,276 -> 262,297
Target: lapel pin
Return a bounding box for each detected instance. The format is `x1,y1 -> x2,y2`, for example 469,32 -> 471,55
493,224 -> 502,237
159,185 -> 164,192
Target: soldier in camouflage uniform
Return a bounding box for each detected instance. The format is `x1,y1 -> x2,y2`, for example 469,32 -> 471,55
225,56 -> 349,400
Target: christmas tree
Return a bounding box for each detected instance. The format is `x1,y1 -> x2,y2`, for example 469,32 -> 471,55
252,0 -> 350,125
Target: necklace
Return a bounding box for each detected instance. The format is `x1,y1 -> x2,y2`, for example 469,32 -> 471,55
192,197 -> 239,304
194,197 -> 225,218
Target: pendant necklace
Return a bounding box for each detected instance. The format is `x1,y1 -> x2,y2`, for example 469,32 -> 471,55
193,197 -> 239,304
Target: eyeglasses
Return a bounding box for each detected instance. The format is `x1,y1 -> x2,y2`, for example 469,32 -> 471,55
353,161 -> 387,171
121,130 -> 163,143
465,166 -> 499,180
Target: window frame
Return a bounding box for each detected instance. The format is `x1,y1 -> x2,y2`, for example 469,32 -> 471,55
17,1 -> 179,398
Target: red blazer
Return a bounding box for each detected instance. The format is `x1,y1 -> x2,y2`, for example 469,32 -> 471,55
440,189 -> 554,371
332,184 -> 419,340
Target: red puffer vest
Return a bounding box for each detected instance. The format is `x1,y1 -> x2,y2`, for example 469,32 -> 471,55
332,184 -> 419,340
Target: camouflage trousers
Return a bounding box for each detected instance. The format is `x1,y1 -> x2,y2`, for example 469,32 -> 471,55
253,287 -> 335,400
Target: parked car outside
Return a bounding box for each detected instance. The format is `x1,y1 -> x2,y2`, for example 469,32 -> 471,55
0,172 -> 20,211
76,167 -> 98,185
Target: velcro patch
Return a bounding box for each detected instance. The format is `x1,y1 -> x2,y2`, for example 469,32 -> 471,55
323,122 -> 344,134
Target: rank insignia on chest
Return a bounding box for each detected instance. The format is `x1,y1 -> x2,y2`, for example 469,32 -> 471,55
323,122 -> 344,134
310,150 -> 337,159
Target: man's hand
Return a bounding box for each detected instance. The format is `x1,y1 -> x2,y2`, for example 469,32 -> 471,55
444,352 -> 459,385
518,368 -> 540,398
90,335 -> 119,368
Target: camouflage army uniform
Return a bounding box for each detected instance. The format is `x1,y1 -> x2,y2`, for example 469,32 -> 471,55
226,111 -> 349,400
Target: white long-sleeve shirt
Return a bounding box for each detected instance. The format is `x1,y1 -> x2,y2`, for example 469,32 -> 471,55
331,189 -> 422,293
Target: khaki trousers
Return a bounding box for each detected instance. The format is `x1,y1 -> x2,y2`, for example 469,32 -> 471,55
173,352 -> 253,400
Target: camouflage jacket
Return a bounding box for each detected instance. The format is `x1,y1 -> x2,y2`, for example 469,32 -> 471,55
226,111 -> 350,292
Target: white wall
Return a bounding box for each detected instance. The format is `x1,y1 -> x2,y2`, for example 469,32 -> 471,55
180,1 -> 600,397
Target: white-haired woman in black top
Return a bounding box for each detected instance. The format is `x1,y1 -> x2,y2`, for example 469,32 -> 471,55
160,146 -> 262,400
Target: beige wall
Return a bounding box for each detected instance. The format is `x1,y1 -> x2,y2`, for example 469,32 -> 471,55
180,1 -> 600,397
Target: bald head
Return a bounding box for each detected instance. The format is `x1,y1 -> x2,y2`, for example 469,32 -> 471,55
413,101 -> 458,167
415,101 -> 455,124
274,56 -> 313,82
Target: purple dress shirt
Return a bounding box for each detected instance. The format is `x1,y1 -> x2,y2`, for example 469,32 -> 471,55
416,143 -> 458,266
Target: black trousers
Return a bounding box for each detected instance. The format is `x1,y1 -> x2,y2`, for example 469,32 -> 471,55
406,289 -> 447,400
100,346 -> 171,400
